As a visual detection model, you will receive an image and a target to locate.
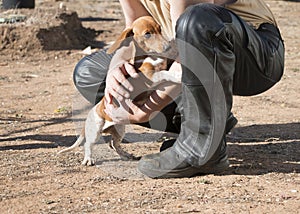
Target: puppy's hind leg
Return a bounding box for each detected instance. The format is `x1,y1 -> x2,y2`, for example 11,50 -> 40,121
82,107 -> 105,166
108,124 -> 140,161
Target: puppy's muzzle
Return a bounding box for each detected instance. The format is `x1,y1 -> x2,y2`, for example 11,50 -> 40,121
163,43 -> 171,52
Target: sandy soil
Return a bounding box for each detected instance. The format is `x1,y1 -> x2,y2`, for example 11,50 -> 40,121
0,0 -> 299,213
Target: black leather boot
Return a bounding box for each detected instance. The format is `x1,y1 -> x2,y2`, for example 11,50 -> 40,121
139,137 -> 229,178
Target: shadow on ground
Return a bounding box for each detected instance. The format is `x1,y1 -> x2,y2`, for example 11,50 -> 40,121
1,121 -> 299,175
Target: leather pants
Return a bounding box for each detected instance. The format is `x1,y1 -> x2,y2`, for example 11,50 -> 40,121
172,3 -> 284,166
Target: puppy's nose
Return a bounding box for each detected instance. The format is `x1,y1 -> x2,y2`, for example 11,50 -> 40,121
163,44 -> 171,52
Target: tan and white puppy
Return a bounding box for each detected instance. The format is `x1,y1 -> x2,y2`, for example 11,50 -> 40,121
58,16 -> 181,166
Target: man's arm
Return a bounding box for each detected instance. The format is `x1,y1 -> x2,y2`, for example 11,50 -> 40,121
119,0 -> 150,27
129,82 -> 181,123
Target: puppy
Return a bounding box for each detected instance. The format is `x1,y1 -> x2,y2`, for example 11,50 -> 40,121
58,16 -> 180,166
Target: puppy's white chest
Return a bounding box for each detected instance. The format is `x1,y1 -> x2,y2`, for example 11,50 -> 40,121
143,57 -> 165,66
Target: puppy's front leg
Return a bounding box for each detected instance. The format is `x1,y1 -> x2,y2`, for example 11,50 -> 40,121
151,69 -> 182,86
82,106 -> 105,166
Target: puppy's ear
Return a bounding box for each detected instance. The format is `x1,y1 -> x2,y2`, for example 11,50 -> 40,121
107,28 -> 134,54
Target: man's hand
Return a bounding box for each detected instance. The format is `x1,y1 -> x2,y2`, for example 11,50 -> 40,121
105,44 -> 139,103
105,61 -> 139,103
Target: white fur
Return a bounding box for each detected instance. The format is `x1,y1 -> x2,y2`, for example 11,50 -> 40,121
151,69 -> 182,86
143,57 -> 165,66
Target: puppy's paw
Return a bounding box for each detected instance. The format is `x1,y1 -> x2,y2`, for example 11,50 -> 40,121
120,153 -> 141,161
82,157 -> 95,166
151,70 -> 182,85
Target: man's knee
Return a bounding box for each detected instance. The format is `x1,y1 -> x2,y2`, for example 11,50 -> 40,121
73,59 -> 85,88
175,3 -> 232,41
73,52 -> 109,104
73,57 -> 96,93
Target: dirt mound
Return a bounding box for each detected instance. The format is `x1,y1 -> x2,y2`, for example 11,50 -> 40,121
0,8 -> 102,56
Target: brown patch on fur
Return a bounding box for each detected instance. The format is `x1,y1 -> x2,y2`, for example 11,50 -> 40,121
96,99 -> 113,122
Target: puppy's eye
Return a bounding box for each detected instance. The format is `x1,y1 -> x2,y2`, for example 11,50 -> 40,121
144,32 -> 152,39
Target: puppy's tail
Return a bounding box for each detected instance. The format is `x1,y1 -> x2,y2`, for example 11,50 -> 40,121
57,130 -> 85,154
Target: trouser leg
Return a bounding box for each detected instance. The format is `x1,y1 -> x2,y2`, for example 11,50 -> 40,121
73,50 -> 112,105
172,4 -> 238,166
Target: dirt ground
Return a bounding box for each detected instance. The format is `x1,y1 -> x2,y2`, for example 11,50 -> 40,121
0,0 -> 299,213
